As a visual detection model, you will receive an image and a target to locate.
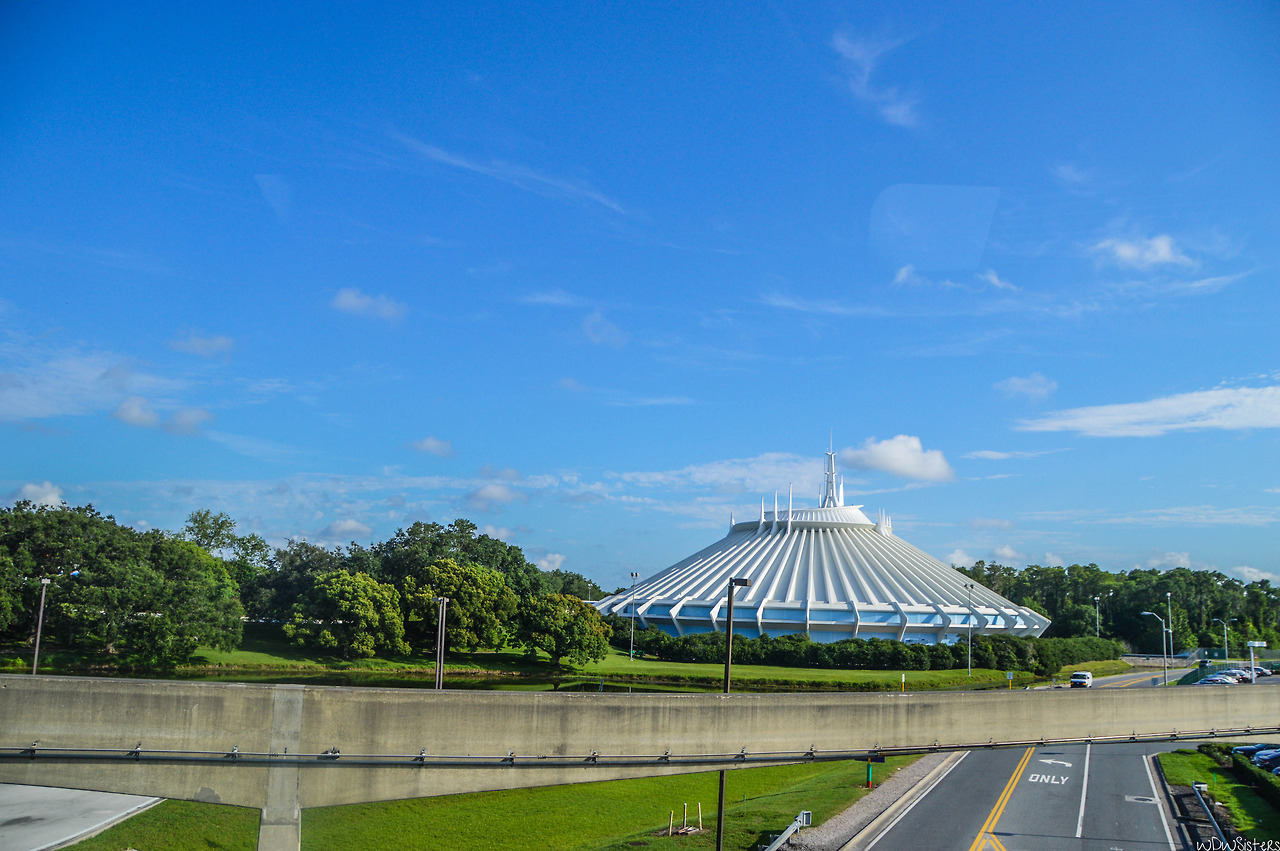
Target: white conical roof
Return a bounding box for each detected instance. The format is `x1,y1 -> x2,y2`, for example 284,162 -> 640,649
596,450 -> 1050,644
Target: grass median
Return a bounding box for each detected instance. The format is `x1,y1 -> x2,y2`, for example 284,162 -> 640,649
70,755 -> 918,850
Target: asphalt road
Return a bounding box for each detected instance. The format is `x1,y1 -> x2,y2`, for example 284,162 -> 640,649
860,742 -> 1178,850
0,784 -> 159,851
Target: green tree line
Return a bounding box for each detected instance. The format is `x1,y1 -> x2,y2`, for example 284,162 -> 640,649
1,503 -> 611,668
955,560 -> 1280,655
620,625 -> 1122,677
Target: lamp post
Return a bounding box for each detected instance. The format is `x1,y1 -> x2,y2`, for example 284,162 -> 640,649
964,582 -> 975,677
716,576 -> 752,851
628,572 -> 640,660
1213,617 -> 1236,664
32,578 -> 51,675
1093,595 -> 1100,638
1166,591 -> 1174,661
434,597 -> 449,690
1141,611 -> 1167,686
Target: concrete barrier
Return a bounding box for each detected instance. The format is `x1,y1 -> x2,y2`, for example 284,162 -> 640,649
1,675 -> 1276,850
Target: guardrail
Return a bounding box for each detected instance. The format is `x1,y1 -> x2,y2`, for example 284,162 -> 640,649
758,810 -> 811,851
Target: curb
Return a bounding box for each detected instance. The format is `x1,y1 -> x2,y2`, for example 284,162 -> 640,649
836,750 -> 967,851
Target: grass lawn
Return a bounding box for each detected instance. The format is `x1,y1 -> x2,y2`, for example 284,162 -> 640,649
69,799 -> 260,851
69,757 -> 915,851
1158,748 -> 1280,841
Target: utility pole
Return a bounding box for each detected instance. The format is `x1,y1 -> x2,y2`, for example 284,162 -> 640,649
434,597 -> 449,690
964,582 -> 975,677
628,572 -> 640,659
32,578 -> 51,675
716,576 -> 751,851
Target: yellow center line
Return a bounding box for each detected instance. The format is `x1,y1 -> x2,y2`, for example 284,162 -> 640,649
967,746 -> 1035,851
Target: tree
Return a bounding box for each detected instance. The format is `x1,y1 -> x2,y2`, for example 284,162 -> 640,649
515,593 -> 612,666
181,510 -> 238,554
398,557 -> 517,651
284,570 -> 408,658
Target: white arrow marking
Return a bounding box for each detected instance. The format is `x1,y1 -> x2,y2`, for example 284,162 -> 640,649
1039,759 -> 1072,767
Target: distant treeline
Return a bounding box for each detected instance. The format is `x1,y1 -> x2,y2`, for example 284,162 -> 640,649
1,503 -> 611,668
955,560 -> 1280,654
616,625 -> 1122,677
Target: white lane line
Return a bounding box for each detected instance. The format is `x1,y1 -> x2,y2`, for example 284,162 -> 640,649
863,750 -> 970,850
1142,754 -> 1176,850
1074,742 -> 1091,838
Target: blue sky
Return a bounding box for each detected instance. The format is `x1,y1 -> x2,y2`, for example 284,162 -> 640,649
3,2 -> 1278,592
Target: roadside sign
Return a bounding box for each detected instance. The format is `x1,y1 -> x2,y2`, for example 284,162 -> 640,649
1248,641 -> 1267,648
1006,671 -> 1014,679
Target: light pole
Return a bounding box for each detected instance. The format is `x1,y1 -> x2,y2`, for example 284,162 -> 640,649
434,597 -> 449,690
1093,595 -> 1101,638
32,578 -> 51,675
1213,617 -> 1236,664
716,576 -> 752,851
964,582 -> 975,677
1166,591 -> 1174,661
628,572 -> 640,660
1141,611 -> 1167,686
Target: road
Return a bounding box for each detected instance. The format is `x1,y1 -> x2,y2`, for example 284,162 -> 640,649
859,742 -> 1179,850
0,783 -> 159,851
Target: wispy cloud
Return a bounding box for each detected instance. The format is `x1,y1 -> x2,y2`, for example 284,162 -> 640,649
996,372 -> 1058,400
112,396 -> 213,435
1092,234 -> 1195,269
962,448 -> 1066,461
331,288 -> 407,321
831,31 -> 921,128
409,436 -> 454,457
396,133 -> 627,214
255,174 -> 292,222
464,482 -> 528,513
558,377 -> 694,408
170,332 -> 235,357
1019,385 -> 1280,437
839,435 -> 955,482
522,289 -> 584,307
0,342 -> 185,421
758,291 -> 892,317
583,309 -> 628,347
13,481 -> 64,508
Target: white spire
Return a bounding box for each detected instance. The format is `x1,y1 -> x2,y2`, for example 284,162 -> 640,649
787,484 -> 793,533
822,448 -> 840,508
772,490 -> 779,533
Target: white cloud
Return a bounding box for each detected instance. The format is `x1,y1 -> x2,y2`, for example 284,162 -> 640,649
831,31 -> 921,128
331,288 -> 407,321
538,552 -> 567,572
1093,234 -> 1194,269
17,481 -> 64,507
464,483 -> 527,512
947,549 -> 974,567
481,524 -> 516,541
0,344 -> 183,422
1234,566 -> 1280,585
978,269 -> 1017,291
971,517 -> 1014,530
410,436 -> 454,457
618,452 -> 824,496
163,407 -> 214,435
583,309 -> 627,347
316,518 -> 373,541
996,372 -> 1058,400
1044,552 -> 1063,567
113,396 -> 159,428
840,435 -> 955,481
113,397 -> 211,435
1142,551 -> 1192,570
170,333 -> 235,357
1018,385 -> 1280,437
993,545 -> 1024,564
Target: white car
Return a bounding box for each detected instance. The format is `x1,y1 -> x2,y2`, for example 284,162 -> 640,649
1069,671 -> 1093,688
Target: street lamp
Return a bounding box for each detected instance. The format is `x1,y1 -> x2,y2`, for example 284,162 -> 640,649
963,583 -> 975,677
434,597 -> 449,690
628,572 -> 640,660
1166,592 -> 1174,660
716,576 -> 752,851
1141,611 -> 1167,686
32,578 -> 51,675
1093,595 -> 1100,638
1213,617 -> 1236,665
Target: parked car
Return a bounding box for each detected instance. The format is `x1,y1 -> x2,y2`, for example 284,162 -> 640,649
1197,675 -> 1237,684
1250,666 -> 1272,677
1252,751 -> 1280,770
1232,743 -> 1278,755
1069,671 -> 1093,688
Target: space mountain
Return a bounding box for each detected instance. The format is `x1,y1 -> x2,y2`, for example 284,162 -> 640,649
594,451 -> 1050,645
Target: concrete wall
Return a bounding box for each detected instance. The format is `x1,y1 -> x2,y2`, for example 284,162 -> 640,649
1,674 -> 1275,810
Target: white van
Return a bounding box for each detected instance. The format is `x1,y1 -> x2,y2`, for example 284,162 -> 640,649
1069,671 -> 1093,688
